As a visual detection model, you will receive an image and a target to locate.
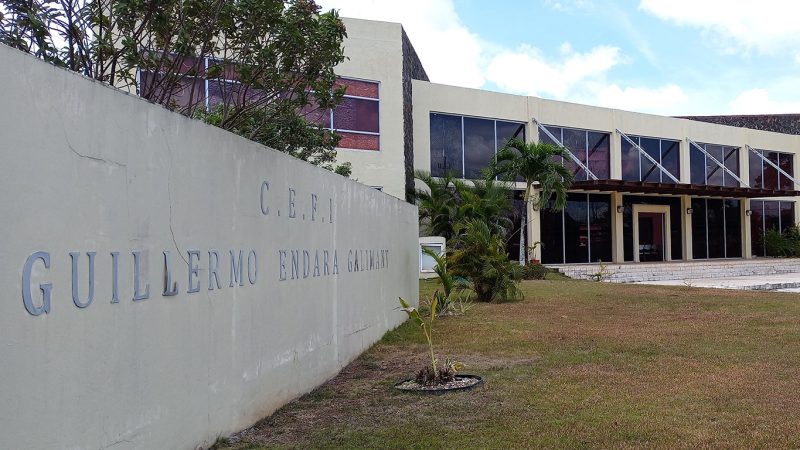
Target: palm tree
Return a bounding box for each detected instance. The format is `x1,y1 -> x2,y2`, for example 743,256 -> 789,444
413,170 -> 463,241
492,138 -> 575,263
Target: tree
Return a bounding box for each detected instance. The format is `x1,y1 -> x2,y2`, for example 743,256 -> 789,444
0,0 -> 351,175
414,170 -> 515,241
492,138 -> 574,262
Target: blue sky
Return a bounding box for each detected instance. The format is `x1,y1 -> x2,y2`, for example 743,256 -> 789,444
318,0 -> 800,116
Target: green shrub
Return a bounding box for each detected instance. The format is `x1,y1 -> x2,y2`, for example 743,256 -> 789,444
764,226 -> 800,257
450,219 -> 524,302
522,262 -> 548,280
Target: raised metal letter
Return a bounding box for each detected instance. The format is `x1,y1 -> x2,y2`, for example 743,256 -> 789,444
70,251 -> 96,308
22,252 -> 52,316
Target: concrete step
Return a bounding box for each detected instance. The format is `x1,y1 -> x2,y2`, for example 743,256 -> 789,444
548,259 -> 800,283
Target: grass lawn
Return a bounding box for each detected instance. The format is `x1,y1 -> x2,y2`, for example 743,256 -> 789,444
219,278 -> 800,449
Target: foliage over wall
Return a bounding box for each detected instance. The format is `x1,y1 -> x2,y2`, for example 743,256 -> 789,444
0,0 -> 351,175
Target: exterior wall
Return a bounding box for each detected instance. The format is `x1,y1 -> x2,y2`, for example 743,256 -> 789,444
334,18 -> 408,199
0,45 -> 418,450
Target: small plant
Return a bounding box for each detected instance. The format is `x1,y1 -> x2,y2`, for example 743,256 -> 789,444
399,297 -> 462,385
522,262 -> 548,280
590,260 -> 612,282
528,241 -> 542,264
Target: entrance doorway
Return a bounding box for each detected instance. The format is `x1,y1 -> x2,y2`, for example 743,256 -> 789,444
633,205 -> 671,262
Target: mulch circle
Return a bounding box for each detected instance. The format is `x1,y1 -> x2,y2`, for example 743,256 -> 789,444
393,374 -> 483,394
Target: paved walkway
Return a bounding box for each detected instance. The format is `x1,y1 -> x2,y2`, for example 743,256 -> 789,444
634,273 -> 800,292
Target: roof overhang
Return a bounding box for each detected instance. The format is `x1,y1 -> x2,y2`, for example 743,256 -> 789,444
571,180 -> 800,198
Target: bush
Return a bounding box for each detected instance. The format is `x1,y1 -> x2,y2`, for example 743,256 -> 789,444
450,220 -> 524,302
522,262 -> 549,280
764,226 -> 800,257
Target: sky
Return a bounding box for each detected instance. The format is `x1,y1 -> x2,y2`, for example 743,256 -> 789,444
316,0 -> 800,116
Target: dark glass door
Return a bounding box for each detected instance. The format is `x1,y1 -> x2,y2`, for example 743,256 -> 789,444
638,212 -> 666,262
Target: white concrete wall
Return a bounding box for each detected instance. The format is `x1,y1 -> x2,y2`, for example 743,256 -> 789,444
0,45 -> 418,450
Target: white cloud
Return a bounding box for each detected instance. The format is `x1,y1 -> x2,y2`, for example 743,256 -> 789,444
316,0 -> 486,88
729,88 -> 800,114
593,84 -> 689,114
639,0 -> 800,56
485,44 -> 622,98
542,0 -> 595,12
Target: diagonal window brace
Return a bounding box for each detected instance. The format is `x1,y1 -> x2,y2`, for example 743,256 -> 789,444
616,129 -> 681,184
687,138 -> 749,188
746,144 -> 800,189
532,118 -> 598,181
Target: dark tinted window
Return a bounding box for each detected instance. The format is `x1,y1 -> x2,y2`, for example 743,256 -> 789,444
430,114 -> 462,177
463,117 -> 495,179
587,132 -> 610,179
540,200 -> 564,264
620,135 -> 680,182
539,126 -> 611,181
589,194 -> 612,262
725,200 -> 742,258
691,198 -> 708,259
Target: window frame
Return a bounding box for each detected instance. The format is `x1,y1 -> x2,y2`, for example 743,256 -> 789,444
539,124 -> 611,181
429,112 -> 527,179
621,134 -> 681,183
690,142 -> 741,187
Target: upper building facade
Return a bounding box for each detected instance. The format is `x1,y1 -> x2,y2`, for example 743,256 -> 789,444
329,18 -> 800,263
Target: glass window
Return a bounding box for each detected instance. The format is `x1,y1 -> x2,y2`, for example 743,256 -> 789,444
705,145 -> 724,186
589,194 -> 612,262
539,126 -> 611,181
691,198 -> 742,259
496,121 -> 526,151
430,113 -> 463,177
620,135 -> 680,183
690,147 -> 705,184
540,194 -> 613,263
750,149 -> 794,190
749,151 -> 763,188
661,140 -> 680,183
587,132 -> 610,179
563,128 -> 588,180
689,142 -> 740,187
691,198 -> 708,260
750,200 -> 765,256
764,152 -> 780,190
781,201 -> 795,232
621,139 -> 640,181
540,200 -> 564,264
430,113 -> 526,179
463,118 -> 495,179
564,194 -> 589,263
333,97 -> 379,133
724,147 -> 740,187
706,199 -> 726,259
640,138 -> 660,183
779,153 -> 795,191
725,200 -> 742,258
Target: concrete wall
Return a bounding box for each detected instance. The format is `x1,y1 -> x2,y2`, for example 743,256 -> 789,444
0,45 -> 418,450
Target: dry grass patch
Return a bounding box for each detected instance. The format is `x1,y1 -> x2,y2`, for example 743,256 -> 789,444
218,279 -> 800,449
